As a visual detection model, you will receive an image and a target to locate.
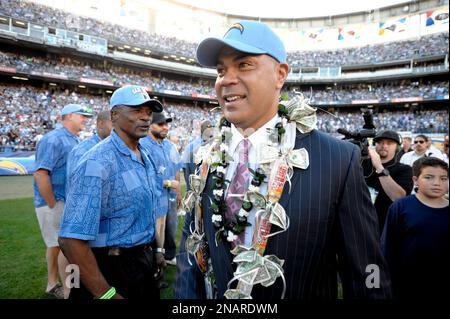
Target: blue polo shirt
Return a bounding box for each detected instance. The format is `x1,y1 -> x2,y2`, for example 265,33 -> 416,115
66,133 -> 101,178
33,126 -> 79,208
140,136 -> 181,218
59,130 -> 162,248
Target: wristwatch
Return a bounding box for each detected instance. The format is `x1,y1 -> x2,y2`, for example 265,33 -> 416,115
376,168 -> 390,177
155,247 -> 165,254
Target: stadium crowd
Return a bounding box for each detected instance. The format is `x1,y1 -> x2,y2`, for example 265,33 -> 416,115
289,80 -> 449,103
288,32 -> 449,67
1,49 -> 448,103
0,0 -> 448,67
317,109 -> 449,134
1,84 -> 448,152
1,0 -> 197,58
0,84 -> 218,152
0,50 -> 216,96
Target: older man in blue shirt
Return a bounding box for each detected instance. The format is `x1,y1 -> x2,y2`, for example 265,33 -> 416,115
59,85 -> 166,300
33,103 -> 93,299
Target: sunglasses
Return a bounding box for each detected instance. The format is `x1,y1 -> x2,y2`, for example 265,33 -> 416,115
414,140 -> 425,144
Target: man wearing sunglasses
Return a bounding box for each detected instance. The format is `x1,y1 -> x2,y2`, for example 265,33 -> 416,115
400,134 -> 446,167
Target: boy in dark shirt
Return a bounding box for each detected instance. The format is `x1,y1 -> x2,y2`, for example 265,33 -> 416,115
381,157 -> 449,300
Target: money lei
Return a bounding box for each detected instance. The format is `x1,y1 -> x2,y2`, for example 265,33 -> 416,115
183,93 -> 317,299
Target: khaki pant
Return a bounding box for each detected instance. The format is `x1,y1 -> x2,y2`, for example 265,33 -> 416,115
155,215 -> 166,247
35,201 -> 64,248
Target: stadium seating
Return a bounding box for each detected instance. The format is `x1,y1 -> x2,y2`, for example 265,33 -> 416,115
1,49 -> 448,103
1,84 -> 447,152
0,0 -> 448,67
0,1 -> 448,153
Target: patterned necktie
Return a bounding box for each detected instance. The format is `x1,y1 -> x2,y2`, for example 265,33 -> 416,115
225,138 -> 250,246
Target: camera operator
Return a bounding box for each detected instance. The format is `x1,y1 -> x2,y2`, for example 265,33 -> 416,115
362,130 -> 413,233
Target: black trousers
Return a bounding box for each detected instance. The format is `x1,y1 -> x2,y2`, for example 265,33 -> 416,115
69,244 -> 160,300
164,200 -> 178,260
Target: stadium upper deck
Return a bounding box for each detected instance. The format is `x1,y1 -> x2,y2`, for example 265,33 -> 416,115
0,0 -> 448,68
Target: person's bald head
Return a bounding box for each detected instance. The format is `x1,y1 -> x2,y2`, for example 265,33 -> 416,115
97,110 -> 111,122
97,110 -> 112,139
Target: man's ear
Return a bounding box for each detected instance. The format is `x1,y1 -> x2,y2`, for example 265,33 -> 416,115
276,63 -> 289,90
412,176 -> 419,193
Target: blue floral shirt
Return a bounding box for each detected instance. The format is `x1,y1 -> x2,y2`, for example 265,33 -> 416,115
33,126 -> 79,208
59,130 -> 162,248
66,133 -> 101,178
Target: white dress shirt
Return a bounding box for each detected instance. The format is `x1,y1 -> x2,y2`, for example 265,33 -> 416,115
400,148 -> 445,167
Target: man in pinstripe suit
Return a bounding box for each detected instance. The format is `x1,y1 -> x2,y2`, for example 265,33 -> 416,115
174,21 -> 392,299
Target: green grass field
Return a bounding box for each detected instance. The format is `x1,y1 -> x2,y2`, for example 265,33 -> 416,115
0,197 -> 49,298
0,175 -> 184,299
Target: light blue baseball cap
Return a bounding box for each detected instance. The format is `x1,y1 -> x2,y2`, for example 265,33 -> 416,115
196,20 -> 287,67
60,104 -> 94,117
109,85 -> 163,112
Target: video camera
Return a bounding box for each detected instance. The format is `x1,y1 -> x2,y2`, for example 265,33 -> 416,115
337,108 -> 376,160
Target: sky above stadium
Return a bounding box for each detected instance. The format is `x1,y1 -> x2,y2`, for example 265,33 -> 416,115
32,0 -> 413,20
174,0 -> 411,18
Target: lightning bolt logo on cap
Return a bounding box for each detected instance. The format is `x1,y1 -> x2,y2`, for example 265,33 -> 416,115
225,23 -> 244,35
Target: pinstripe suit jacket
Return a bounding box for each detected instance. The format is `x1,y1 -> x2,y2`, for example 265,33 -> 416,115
174,129 -> 392,299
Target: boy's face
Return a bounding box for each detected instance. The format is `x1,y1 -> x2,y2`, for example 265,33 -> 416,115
414,166 -> 449,199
